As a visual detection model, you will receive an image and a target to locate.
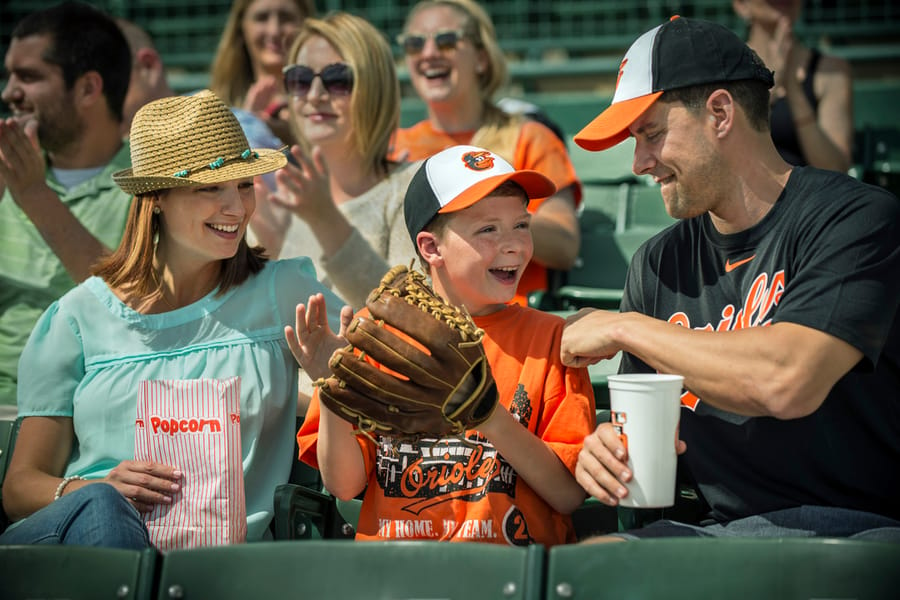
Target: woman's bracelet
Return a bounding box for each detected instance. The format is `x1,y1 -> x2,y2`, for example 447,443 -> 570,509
54,475 -> 85,501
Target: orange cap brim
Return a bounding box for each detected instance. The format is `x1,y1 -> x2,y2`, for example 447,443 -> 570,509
574,91 -> 663,151
438,170 -> 557,214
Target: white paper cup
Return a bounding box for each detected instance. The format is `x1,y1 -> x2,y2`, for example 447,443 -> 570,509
607,373 -> 684,508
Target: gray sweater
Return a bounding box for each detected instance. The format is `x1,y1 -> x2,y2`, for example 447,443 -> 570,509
278,161 -> 421,310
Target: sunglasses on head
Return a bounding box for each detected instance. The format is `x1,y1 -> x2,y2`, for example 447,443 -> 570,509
282,63 -> 353,97
396,29 -> 466,55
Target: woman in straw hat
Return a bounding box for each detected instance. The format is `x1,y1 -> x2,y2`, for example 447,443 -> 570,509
0,90 -> 350,549
250,11 -> 420,311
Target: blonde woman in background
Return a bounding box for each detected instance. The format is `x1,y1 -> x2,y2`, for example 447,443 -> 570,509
210,0 -> 315,146
251,11 -> 420,311
390,0 -> 581,307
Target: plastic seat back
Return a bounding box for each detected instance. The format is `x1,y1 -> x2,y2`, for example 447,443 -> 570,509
157,540 -> 543,600
546,537 -> 900,599
0,545 -> 157,600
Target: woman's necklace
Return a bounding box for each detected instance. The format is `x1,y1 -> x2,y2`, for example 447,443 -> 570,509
150,267 -> 176,311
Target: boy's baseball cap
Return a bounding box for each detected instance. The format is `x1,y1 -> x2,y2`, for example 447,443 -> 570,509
404,145 -> 556,242
574,16 -> 774,152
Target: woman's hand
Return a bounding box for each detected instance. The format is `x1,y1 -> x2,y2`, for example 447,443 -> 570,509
769,16 -> 805,100
103,460 -> 183,513
248,175 -> 291,257
270,146 -> 337,225
244,75 -> 281,115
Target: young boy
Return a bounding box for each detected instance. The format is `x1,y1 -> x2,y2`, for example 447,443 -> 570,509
293,145 -> 595,546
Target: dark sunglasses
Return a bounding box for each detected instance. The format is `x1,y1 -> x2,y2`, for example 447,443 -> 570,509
396,29 -> 465,55
282,63 -> 354,97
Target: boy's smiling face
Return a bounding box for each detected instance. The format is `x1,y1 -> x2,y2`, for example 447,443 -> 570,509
422,191 -> 532,316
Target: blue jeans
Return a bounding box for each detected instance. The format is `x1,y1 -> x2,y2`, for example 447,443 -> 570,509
0,483 -> 150,549
619,505 -> 900,542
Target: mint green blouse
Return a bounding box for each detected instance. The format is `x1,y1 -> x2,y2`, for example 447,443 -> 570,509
16,257 -> 344,541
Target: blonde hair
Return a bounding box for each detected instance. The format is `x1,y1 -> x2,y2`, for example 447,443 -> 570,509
92,192 -> 266,298
404,0 -> 520,164
209,0 -> 316,107
287,12 -> 400,177
404,0 -> 507,100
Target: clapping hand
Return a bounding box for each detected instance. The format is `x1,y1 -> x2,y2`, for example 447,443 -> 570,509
0,118 -> 46,204
270,145 -> 336,224
244,75 -> 282,115
770,16 -> 805,98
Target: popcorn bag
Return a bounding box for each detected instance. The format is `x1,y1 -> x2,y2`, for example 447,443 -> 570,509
134,377 -> 246,550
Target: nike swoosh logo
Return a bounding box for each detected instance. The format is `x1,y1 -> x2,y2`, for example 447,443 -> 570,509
725,254 -> 756,273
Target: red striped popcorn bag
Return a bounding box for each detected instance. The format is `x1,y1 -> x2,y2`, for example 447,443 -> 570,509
134,377 -> 246,550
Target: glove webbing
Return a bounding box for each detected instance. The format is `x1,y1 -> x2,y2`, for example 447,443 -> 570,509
376,265 -> 485,345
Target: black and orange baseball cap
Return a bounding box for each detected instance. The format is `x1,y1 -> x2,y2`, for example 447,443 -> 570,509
404,145 -> 556,242
574,16 -> 774,152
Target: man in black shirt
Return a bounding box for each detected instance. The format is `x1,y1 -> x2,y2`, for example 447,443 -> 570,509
563,16 -> 899,540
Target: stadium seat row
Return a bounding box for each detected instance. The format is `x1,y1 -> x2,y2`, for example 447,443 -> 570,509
2,536 -> 898,600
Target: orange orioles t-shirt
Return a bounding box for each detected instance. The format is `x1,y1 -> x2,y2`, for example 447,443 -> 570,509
390,120 -> 582,307
297,303 -> 595,547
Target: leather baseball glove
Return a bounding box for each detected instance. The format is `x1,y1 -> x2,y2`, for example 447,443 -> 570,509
316,264 -> 498,439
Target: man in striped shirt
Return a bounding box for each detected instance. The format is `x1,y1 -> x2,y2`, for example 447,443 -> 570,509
0,2 -> 133,411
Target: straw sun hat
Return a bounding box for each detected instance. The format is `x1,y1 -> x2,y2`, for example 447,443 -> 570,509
113,90 -> 287,195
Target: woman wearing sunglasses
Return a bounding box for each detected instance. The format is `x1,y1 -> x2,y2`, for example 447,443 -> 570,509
391,0 -> 582,308
251,11 -> 419,312
210,0 -> 316,148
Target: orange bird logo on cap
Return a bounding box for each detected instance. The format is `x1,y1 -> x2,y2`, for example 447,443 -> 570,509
461,150 -> 494,171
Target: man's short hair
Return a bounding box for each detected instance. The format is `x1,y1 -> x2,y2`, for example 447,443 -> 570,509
12,1 -> 131,121
661,79 -> 772,133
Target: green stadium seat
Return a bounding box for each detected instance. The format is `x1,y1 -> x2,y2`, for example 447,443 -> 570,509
568,137 -> 638,185
553,226 -> 628,311
0,417 -> 18,488
549,181 -> 672,313
524,92 -> 612,140
157,540 -> 544,600
0,546 -> 157,600
0,417 -> 21,534
335,497 -> 362,534
549,192 -> 627,312
587,354 -> 621,410
272,483 -> 343,541
615,479 -> 711,534
617,182 -> 675,233
571,497 -> 619,541
271,415 -> 356,541
545,537 -> 900,599
857,126 -> 900,197
853,80 -> 900,131
579,182 -> 627,230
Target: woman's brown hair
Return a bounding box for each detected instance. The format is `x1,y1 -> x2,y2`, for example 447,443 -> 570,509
92,192 -> 267,301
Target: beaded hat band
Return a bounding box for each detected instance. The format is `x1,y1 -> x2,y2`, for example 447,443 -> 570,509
113,90 -> 288,196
